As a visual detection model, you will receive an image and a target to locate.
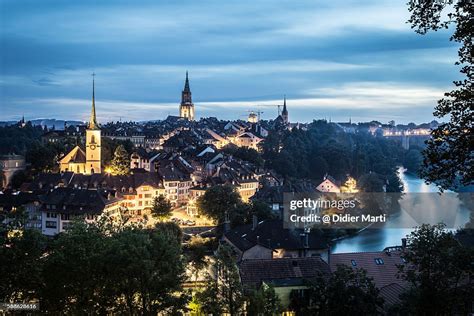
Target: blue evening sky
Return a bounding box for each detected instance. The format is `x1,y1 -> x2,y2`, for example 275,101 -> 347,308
0,0 -> 460,124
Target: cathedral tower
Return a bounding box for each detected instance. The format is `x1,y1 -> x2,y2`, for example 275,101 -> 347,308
179,71 -> 195,121
85,75 -> 101,174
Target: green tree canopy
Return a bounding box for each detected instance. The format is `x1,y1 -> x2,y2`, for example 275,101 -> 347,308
290,265 -> 383,315
110,144 -> 130,175
407,0 -> 473,190
246,285 -> 282,316
197,244 -> 244,316
151,194 -> 172,220
396,223 -> 474,315
197,185 -> 242,224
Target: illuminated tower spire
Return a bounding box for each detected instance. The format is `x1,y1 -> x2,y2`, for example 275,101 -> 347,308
179,71 -> 195,120
89,73 -> 99,130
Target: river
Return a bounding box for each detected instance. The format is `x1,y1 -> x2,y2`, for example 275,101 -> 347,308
331,169 -> 472,253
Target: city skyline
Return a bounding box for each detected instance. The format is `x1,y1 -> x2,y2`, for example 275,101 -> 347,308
1,0 -> 460,123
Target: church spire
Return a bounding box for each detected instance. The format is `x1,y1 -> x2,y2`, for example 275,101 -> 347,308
281,95 -> 288,124
184,70 -> 190,92
89,73 -> 99,130
179,71 -> 195,120
181,71 -> 192,104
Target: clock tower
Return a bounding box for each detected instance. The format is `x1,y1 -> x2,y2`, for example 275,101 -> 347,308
85,75 -> 101,174
179,71 -> 195,121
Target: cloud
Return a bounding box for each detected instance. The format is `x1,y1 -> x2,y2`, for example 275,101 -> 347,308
0,0 -> 459,123
2,80 -> 445,124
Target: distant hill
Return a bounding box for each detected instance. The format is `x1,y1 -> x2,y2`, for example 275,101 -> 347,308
0,119 -> 84,130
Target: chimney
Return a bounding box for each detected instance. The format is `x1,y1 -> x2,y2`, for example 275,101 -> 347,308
401,238 -> 407,249
252,215 -> 258,230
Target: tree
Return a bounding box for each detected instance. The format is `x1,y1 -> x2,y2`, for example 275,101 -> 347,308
404,149 -> 423,174
290,265 -> 383,315
38,219 -> 188,314
246,285 -> 282,316
197,244 -> 244,315
25,143 -> 56,173
396,224 -> 474,315
151,195 -> 172,220
110,145 -> 130,175
197,185 -> 242,224
101,138 -> 133,167
407,0 -> 473,190
185,236 -> 210,281
41,221 -> 113,313
358,172 -> 384,192
0,229 -> 46,303
9,170 -> 29,190
222,145 -> 264,167
105,225 -> 188,315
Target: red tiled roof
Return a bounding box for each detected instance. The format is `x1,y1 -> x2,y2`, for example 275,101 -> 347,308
330,250 -> 406,289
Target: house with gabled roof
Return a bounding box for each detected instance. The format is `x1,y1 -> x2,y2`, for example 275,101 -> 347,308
223,219 -> 328,261
239,256 -> 330,309
329,247 -> 407,309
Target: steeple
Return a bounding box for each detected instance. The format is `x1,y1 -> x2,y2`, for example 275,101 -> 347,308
184,71 -> 190,92
89,73 -> 99,130
281,95 -> 288,124
181,71 -> 192,104
179,71 -> 195,120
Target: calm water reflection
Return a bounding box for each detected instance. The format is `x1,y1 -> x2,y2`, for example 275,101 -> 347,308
331,169 -> 471,253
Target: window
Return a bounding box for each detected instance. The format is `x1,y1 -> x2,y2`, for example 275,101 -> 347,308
374,258 -> 384,265
61,214 -> 70,220
45,221 -> 57,229
351,259 -> 357,267
47,212 -> 57,218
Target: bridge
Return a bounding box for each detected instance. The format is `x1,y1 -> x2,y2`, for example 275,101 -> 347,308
383,129 -> 431,150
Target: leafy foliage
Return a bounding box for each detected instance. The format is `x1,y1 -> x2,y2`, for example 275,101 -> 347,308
222,144 -> 264,167
246,285 -> 282,316
262,121 -> 404,192
101,137 -> 134,167
0,229 -> 47,303
0,218 -> 188,314
197,244 -> 244,315
407,0 -> 473,189
197,185 -> 243,224
395,223 -> 474,315
151,194 -> 172,220
290,265 -> 384,315
110,144 -> 130,175
404,149 -> 423,174
0,124 -> 43,155
197,185 -> 276,228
